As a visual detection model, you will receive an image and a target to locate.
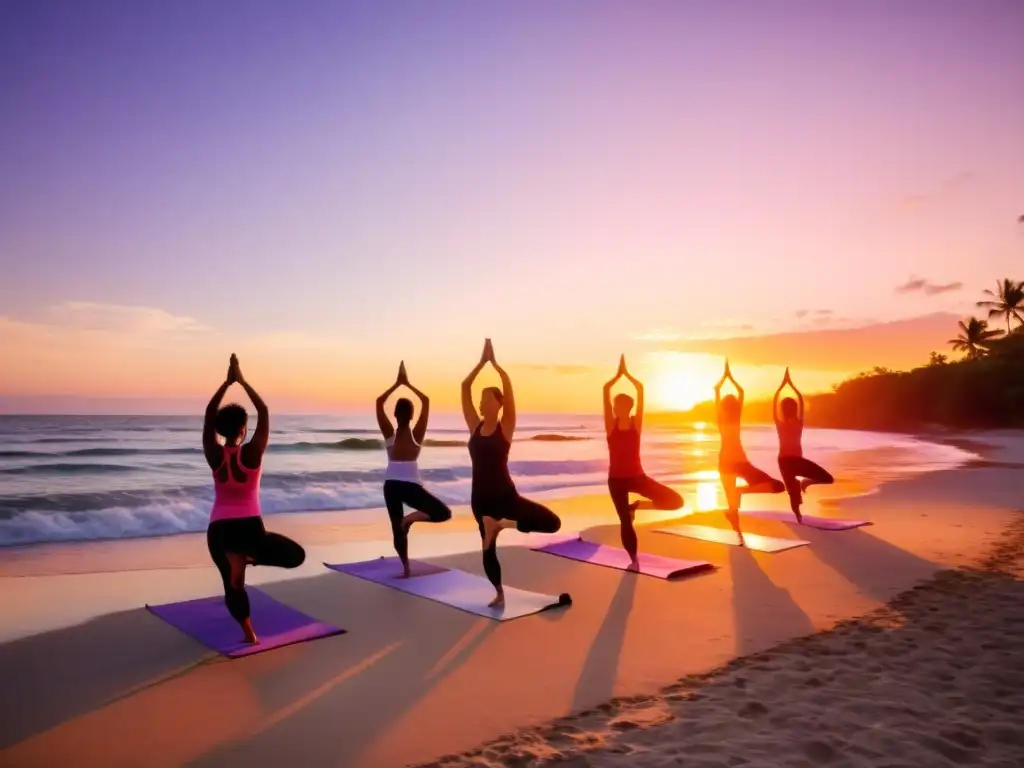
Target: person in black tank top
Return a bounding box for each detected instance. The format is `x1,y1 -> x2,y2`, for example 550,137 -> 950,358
462,339 -> 561,607
603,356 -> 683,568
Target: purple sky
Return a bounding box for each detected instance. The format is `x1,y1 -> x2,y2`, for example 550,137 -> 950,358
1,1 -> 1022,409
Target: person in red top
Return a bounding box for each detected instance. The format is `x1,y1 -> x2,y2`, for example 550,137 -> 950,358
773,368 -> 834,523
603,355 -> 684,569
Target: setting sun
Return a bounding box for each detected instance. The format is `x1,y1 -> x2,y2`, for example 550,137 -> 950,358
650,368 -> 708,412
646,353 -> 724,412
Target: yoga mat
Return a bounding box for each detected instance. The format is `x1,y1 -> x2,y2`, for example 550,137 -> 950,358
742,510 -> 872,531
146,588 -> 345,658
533,537 -> 714,580
325,557 -> 571,621
654,524 -> 810,553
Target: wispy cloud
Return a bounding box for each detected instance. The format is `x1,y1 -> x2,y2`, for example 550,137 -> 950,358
895,277 -> 964,296
897,171 -> 977,211
515,363 -> 594,375
631,329 -> 682,342
47,301 -> 208,334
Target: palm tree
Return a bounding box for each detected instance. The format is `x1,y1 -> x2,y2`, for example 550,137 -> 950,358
976,278 -> 1024,333
948,317 -> 1002,360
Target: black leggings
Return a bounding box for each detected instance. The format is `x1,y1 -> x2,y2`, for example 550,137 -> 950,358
472,492 -> 561,590
778,455 -> 834,506
206,517 -> 306,623
608,475 -> 683,559
383,480 -> 453,564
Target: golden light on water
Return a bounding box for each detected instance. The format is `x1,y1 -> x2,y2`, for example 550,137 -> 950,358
689,469 -> 722,511
696,479 -> 721,511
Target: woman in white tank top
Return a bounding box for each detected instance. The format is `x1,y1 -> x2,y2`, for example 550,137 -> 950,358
375,362 -> 453,577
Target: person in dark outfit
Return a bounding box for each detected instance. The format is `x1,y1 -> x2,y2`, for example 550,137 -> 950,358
461,339 -> 561,607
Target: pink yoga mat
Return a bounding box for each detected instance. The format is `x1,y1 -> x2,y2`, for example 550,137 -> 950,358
534,537 -> 714,580
742,510 -> 872,530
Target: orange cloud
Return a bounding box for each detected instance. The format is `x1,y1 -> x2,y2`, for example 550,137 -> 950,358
657,313 -> 961,372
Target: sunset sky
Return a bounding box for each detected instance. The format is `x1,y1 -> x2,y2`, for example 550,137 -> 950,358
1,1 -> 1022,414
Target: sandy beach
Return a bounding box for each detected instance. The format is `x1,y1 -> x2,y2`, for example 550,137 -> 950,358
1,431 -> 1022,767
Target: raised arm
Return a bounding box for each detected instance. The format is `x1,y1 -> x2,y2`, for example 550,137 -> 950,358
493,361 -> 517,438
461,341 -> 491,432
623,362 -> 644,434
714,361 -> 729,420
603,355 -> 626,435
375,381 -> 401,441
234,358 -> 270,460
773,370 -> 787,425
726,363 -> 745,411
406,372 -> 431,445
202,366 -> 233,468
789,370 -> 805,423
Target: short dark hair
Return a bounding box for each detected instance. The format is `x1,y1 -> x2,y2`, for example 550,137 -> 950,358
215,404 -> 248,439
781,397 -> 798,417
394,397 -> 414,424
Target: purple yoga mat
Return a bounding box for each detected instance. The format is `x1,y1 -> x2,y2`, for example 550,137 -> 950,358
146,588 -> 345,658
743,510 -> 872,531
534,537 -> 714,580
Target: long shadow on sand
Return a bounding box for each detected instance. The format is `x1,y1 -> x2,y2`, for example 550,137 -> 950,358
0,567 -> 501,765
570,570 -> 637,712
0,605 -> 215,749
789,527 -> 941,602
190,570 -> 503,768
729,546 -> 815,656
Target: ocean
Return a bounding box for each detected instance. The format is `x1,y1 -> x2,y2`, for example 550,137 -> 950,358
0,414 -> 972,548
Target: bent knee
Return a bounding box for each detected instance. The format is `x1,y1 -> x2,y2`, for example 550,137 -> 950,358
436,507 -> 453,522
291,546 -> 307,568
548,515 -> 562,533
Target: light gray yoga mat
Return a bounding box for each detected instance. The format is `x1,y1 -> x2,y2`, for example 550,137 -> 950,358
325,558 -> 571,621
654,524 -> 810,553
742,509 -> 872,530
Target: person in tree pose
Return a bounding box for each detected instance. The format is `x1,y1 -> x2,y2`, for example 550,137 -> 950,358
203,354 -> 305,645
375,361 -> 453,577
714,360 -> 785,545
603,354 -> 683,569
461,339 -> 562,606
773,367 -> 834,523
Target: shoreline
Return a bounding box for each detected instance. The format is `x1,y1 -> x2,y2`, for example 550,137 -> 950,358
0,426 -> 979,555
1,431 -> 1021,766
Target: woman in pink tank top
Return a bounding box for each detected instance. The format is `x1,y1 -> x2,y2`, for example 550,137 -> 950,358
715,361 -> 785,546
603,355 -> 683,569
203,354 -> 305,645
773,368 -> 834,523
